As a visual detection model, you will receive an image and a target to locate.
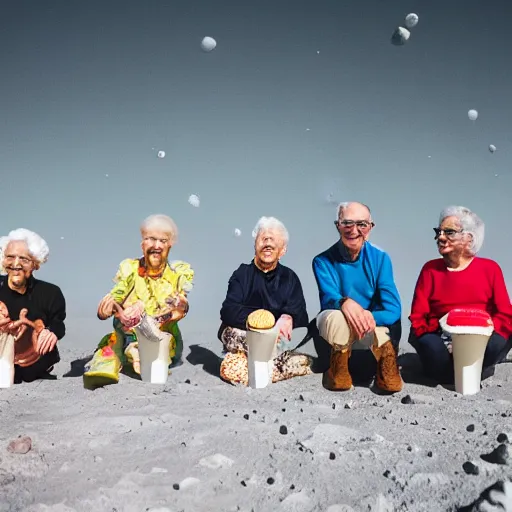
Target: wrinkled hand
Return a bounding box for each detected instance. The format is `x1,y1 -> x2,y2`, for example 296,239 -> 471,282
276,314 -> 293,341
115,301 -> 145,329
157,294 -> 189,323
97,294 -> 117,320
341,298 -> 376,340
36,329 -> 58,355
0,301 -> 11,333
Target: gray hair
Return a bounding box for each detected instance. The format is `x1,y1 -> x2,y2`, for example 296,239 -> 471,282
252,216 -> 289,245
140,214 -> 178,244
336,201 -> 373,222
439,205 -> 485,255
0,228 -> 50,270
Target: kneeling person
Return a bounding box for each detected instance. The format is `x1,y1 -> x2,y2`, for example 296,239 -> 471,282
0,229 -> 66,383
83,214 -> 194,387
313,202 -> 403,393
218,216 -> 312,385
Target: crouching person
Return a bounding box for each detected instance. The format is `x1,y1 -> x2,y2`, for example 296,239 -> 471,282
218,216 -> 313,385
312,202 -> 403,393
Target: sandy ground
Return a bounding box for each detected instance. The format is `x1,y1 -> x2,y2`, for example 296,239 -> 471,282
1,321 -> 511,512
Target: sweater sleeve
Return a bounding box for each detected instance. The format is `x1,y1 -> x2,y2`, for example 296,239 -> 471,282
372,253 -> 402,326
219,270 -> 253,330
281,272 -> 309,329
312,256 -> 342,311
46,286 -> 67,340
490,262 -> 512,339
409,263 -> 435,337
110,259 -> 137,304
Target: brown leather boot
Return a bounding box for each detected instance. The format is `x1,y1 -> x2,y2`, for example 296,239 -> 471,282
373,341 -> 403,393
322,346 -> 353,391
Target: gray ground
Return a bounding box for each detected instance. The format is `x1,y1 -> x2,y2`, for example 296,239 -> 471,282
1,323 -> 511,512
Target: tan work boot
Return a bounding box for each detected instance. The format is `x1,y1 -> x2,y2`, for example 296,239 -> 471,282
373,340 -> 403,393
322,346 -> 353,391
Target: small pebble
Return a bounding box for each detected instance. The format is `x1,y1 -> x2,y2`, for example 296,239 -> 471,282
184,379 -> 191,384
7,436 -> 32,455
401,395 -> 413,404
267,477 -> 275,485
329,452 -> 336,460
243,414 -> 249,420
466,424 -> 475,432
480,444 -> 509,465
240,480 -> 247,487
497,433 -> 509,443
173,483 -> 180,490
462,462 -> 479,475
427,451 -> 433,457
279,425 -> 288,435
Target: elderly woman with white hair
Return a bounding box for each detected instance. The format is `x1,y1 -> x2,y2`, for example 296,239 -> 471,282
83,214 -> 194,388
218,216 -> 313,385
0,228 -> 66,383
409,206 -> 512,384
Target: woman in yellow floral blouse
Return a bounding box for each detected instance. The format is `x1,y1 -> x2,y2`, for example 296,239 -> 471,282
83,214 -> 194,388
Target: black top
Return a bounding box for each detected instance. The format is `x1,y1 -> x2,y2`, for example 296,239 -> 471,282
220,261 -> 309,331
0,275 -> 66,339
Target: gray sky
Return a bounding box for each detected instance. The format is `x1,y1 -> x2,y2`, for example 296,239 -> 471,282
1,0 -> 511,345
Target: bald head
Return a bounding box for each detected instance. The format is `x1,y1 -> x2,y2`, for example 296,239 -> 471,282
336,202 -> 372,223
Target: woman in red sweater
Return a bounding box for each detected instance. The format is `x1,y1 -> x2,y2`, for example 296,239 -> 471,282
409,205 -> 512,384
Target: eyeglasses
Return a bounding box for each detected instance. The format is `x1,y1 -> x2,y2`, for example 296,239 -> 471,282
336,220 -> 374,230
433,228 -> 463,240
3,255 -> 33,266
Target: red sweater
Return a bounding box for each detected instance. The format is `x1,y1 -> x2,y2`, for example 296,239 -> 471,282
409,257 -> 512,339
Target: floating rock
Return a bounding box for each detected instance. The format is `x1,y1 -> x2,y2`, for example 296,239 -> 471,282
157,150 -> 165,159
198,453 -> 234,470
489,144 -> 497,153
7,436 -> 32,454
404,13 -> 419,29
457,479 -> 512,511
462,462 -> 479,475
468,109 -> 478,121
201,36 -> 217,52
480,444 -> 509,465
234,228 -> 242,237
188,194 -> 200,207
391,26 -> 411,46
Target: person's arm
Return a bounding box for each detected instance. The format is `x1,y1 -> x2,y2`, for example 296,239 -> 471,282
312,256 -> 343,311
45,286 -> 66,340
110,259 -> 137,305
408,264 -> 434,337
281,272 -> 309,329
490,261 -> 512,339
219,271 -> 253,330
372,253 -> 402,326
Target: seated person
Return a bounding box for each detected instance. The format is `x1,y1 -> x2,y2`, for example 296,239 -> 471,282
312,202 -> 403,393
218,216 -> 313,385
83,214 -> 194,387
0,229 -> 66,383
409,205 -> 512,384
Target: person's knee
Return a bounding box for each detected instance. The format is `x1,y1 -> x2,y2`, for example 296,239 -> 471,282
317,310 -> 350,344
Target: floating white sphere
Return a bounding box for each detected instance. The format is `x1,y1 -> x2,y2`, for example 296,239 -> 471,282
404,13 -> 419,29
201,36 -> 217,52
157,150 -> 166,159
234,228 -> 242,237
489,144 -> 497,153
468,109 -> 478,121
391,26 -> 411,46
188,194 -> 200,207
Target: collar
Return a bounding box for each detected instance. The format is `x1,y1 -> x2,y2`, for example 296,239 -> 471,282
252,259 -> 280,279
337,240 -> 365,262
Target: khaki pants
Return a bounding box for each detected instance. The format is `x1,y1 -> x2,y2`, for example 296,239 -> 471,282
316,309 -> 390,350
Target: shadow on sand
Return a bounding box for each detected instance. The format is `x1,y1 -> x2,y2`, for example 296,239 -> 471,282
186,344 -> 223,380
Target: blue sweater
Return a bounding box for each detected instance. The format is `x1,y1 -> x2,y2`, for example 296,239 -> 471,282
312,241 -> 401,326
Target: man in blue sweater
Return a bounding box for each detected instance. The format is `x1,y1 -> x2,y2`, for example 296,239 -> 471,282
312,202 -> 403,393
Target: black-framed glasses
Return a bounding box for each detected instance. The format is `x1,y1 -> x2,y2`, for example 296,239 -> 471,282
433,227 -> 463,240
335,220 -> 374,230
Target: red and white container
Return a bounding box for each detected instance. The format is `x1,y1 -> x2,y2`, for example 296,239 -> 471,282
439,308 -> 494,395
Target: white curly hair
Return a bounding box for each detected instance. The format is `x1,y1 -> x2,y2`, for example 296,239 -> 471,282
0,228 -> 50,272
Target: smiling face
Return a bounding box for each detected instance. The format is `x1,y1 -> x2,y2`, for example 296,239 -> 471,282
2,240 -> 38,292
140,230 -> 172,270
254,229 -> 287,271
335,203 -> 374,257
434,216 -> 471,258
